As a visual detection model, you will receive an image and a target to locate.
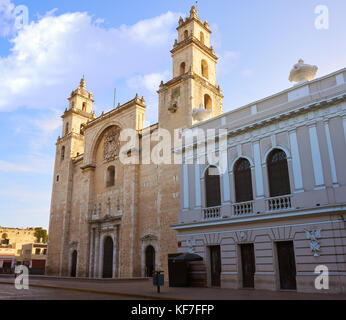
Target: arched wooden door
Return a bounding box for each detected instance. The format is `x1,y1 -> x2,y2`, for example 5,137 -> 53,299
145,245 -> 155,277
103,237 -> 114,278
70,250 -> 77,277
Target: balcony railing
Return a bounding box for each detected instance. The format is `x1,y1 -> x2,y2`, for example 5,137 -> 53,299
267,195 -> 292,211
232,201 -> 254,216
203,206 -> 221,220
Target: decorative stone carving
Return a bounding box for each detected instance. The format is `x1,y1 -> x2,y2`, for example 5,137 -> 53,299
187,239 -> 196,253
305,227 -> 321,257
168,102 -> 178,113
289,59 -> 318,83
141,234 -> 158,241
103,126 -> 120,162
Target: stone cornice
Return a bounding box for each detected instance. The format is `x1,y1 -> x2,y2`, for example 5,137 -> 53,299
68,91 -> 94,102
158,72 -> 223,98
80,164 -> 96,172
171,36 -> 218,61
174,92 -> 346,154
88,215 -> 122,224
61,107 -> 94,120
176,16 -> 211,34
224,92 -> 346,139
56,132 -> 84,145
84,97 -> 146,131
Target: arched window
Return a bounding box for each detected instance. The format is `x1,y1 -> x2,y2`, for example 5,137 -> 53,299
267,149 -> 291,197
65,123 -> 69,135
201,59 -> 209,79
234,158 -> 253,203
106,166 -> 115,187
180,62 -> 186,75
205,166 -> 221,208
61,146 -> 65,161
184,30 -> 189,40
82,102 -> 87,111
200,32 -> 205,44
204,94 -> 212,110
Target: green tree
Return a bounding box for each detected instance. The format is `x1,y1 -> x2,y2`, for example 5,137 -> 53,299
34,227 -> 48,243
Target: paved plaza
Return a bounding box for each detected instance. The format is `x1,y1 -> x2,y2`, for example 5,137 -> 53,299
0,276 -> 345,300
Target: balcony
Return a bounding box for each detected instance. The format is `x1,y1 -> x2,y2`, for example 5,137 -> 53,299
232,201 -> 254,216
266,195 -> 293,212
203,206 -> 221,220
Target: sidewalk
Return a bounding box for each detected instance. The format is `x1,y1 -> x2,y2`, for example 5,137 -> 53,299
0,276 -> 345,300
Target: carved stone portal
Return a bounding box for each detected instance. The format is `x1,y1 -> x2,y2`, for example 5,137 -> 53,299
103,126 -> 120,162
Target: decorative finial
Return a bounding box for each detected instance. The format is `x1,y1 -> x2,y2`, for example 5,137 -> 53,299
179,16 -> 183,26
80,77 -> 86,89
190,5 -> 198,19
289,59 -> 318,83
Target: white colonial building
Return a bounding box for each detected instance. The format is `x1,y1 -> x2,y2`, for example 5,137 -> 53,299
172,64 -> 346,293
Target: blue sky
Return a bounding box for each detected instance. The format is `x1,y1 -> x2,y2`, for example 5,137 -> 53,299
0,0 -> 345,230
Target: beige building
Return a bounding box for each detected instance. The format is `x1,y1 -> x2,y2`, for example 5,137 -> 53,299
19,243 -> 47,271
46,6 -> 223,278
173,65 -> 346,293
0,227 -> 38,266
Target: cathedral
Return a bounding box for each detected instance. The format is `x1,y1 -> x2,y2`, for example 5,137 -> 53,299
46,6 -> 223,278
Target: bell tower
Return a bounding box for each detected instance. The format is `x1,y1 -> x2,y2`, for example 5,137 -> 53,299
158,5 -> 223,132
46,78 -> 95,276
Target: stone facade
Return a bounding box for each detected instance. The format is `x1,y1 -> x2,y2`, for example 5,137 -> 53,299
0,227 -> 39,269
173,67 -> 346,293
46,6 -> 223,278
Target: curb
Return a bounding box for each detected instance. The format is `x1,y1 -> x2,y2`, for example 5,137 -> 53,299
0,280 -> 185,301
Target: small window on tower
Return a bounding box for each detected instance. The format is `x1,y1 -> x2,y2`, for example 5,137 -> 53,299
180,62 -> 186,75
65,123 -> 69,135
200,32 -> 205,44
201,59 -> 209,79
184,30 -> 189,40
61,146 -> 65,161
82,102 -> 87,111
106,166 -> 115,187
204,94 -> 212,110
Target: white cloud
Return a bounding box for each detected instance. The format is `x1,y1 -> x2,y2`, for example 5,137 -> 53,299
127,71 -> 170,93
0,154 -> 54,174
0,8 -> 181,112
0,0 -> 15,37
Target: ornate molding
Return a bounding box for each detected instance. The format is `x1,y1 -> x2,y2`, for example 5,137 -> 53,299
305,227 -> 322,257
103,126 -> 120,162
141,234 -> 158,241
